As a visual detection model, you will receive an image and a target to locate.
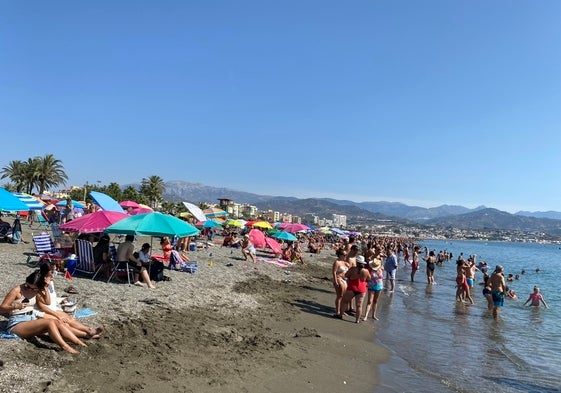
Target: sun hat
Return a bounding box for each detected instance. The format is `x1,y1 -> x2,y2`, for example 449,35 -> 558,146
356,255 -> 366,265
369,258 -> 382,270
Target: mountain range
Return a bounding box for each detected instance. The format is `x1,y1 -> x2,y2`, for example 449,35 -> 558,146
158,180 -> 561,234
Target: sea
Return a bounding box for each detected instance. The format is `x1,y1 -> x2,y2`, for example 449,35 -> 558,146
372,239 -> 561,393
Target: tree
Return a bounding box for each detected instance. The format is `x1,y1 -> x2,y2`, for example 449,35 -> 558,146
140,176 -> 165,209
104,183 -> 123,202
122,186 -> 141,203
1,160 -> 28,192
34,154 -> 68,194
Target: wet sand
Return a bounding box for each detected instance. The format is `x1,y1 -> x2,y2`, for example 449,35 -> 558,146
0,222 -> 389,393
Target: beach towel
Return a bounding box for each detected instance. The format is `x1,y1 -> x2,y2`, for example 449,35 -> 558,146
0,331 -> 20,339
256,257 -> 296,268
74,308 -> 98,318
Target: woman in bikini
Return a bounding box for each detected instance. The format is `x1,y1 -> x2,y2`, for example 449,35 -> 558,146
332,248 -> 349,319
0,270 -> 83,354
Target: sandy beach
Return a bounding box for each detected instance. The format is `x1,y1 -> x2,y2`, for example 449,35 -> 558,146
0,223 -> 389,393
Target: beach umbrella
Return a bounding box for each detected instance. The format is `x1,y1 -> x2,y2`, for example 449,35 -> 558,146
59,210 -> 128,233
182,201 -> 207,222
90,191 -> 125,213
13,192 -> 45,210
264,237 -> 282,254
224,219 -> 243,227
129,206 -> 153,215
248,228 -> 266,248
202,220 -> 223,229
278,223 -> 309,233
0,187 -> 29,211
251,221 -> 272,230
56,199 -> 85,209
273,231 -> 298,242
203,207 -> 229,218
105,212 -> 200,238
119,200 -> 140,209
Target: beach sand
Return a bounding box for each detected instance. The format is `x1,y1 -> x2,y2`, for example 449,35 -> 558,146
0,223 -> 389,393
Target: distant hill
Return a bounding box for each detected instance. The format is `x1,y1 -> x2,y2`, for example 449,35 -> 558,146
516,210 -> 561,220
149,180 -> 561,233
427,208 -> 561,235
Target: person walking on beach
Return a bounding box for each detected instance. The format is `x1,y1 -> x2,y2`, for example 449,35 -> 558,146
384,246 -> 398,292
524,286 -> 548,308
489,265 -> 506,319
340,255 -> 370,323
332,248 -> 349,319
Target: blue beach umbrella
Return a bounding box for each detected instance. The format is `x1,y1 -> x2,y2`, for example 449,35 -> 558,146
0,188 -> 29,211
202,220 -> 223,229
13,192 -> 45,210
105,212 -> 200,238
272,231 -> 298,242
56,199 -> 85,209
90,191 -> 125,213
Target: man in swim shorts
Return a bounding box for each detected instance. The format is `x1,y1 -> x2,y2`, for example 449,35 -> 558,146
489,265 -> 506,319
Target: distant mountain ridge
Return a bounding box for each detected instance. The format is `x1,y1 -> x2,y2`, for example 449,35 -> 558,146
146,180 -> 561,233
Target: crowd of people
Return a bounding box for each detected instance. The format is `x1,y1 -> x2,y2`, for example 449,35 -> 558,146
329,235 -> 550,323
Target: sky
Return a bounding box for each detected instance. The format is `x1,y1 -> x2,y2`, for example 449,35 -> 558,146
1,1 -> 560,214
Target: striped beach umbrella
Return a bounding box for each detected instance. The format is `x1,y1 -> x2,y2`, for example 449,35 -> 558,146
13,192 -> 46,210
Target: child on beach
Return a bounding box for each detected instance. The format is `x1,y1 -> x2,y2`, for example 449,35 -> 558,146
524,286 -> 548,308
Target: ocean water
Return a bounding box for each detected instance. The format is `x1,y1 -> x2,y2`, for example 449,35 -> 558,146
373,240 -> 561,393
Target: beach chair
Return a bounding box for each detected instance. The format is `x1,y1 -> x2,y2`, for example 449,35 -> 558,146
32,232 -> 62,266
36,211 -> 50,229
107,245 -> 134,285
75,239 -> 103,279
169,250 -> 198,273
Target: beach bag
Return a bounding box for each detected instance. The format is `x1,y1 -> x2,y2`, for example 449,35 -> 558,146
150,261 -> 166,281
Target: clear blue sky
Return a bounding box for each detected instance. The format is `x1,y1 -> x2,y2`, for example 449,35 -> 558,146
1,1 -> 560,213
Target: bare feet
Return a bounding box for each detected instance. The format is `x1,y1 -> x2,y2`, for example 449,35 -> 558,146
88,327 -> 104,339
361,316 -> 368,321
62,345 -> 79,354
373,315 -> 379,320
134,281 -> 145,287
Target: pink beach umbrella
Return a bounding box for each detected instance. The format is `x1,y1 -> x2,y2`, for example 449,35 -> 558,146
264,237 -> 282,254
59,210 -> 128,233
277,223 -> 309,233
129,206 -> 154,215
249,228 -> 266,249
119,200 -> 140,209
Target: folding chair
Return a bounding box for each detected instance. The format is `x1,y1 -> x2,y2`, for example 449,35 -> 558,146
107,245 -> 134,285
32,233 -> 61,265
169,250 -> 198,273
75,239 -> 103,279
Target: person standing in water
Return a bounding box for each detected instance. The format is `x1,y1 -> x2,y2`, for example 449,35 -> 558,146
524,286 -> 548,308
489,265 -> 507,319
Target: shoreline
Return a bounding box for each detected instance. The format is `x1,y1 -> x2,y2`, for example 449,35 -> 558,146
0,223 -> 389,393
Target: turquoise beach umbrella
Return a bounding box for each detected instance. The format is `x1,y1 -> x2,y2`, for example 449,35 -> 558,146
0,188 -> 30,211
272,231 -> 298,242
105,212 -> 200,238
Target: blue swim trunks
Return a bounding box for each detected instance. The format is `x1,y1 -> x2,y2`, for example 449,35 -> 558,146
491,290 -> 504,307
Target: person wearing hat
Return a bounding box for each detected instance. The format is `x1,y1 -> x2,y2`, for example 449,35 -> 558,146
362,254 -> 384,321
339,255 -> 371,323
488,265 -> 506,318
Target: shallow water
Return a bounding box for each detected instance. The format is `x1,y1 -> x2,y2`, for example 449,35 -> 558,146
373,240 -> 561,393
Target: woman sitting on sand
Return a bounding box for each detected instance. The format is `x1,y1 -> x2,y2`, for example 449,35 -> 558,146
36,263 -> 104,340
0,270 -> 84,354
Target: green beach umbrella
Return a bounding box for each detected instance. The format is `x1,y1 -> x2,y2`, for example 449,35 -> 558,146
105,212 -> 200,238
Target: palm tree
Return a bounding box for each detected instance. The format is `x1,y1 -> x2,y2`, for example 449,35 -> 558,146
34,154 -> 68,194
1,160 -> 28,192
140,176 -> 165,209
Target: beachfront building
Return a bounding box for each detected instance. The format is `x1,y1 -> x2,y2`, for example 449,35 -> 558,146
333,214 -> 347,228
281,213 -> 292,223
240,203 -> 259,219
261,210 -> 280,223
291,216 -> 302,224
